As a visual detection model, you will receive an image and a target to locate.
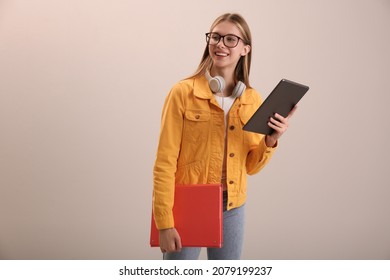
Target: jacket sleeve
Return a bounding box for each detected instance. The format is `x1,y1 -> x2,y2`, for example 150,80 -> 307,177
152,83 -> 185,230
244,90 -> 278,175
246,136 -> 277,175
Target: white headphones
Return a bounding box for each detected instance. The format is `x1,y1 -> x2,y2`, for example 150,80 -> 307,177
205,71 -> 246,98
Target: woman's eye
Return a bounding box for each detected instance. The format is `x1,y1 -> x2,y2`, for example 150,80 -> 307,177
226,36 -> 237,42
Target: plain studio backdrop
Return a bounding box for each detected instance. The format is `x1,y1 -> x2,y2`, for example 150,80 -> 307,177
0,0 -> 389,260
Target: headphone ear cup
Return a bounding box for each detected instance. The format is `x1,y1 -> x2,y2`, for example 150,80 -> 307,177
209,76 -> 225,93
232,81 -> 246,98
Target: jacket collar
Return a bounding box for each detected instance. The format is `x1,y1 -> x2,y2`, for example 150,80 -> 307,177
193,75 -> 256,105
193,75 -> 214,99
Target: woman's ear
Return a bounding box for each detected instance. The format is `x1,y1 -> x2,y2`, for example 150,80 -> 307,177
241,44 -> 251,56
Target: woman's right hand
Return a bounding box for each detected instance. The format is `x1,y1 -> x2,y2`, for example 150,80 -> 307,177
159,228 -> 182,253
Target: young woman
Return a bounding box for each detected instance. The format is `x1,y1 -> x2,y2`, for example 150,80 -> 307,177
152,13 -> 296,260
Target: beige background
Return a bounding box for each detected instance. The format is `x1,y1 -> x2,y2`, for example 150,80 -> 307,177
0,0 -> 389,260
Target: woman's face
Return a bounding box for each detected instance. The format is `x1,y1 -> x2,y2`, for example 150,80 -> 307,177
208,21 -> 250,72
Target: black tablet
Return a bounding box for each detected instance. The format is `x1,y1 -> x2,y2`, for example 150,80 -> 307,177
243,79 -> 309,135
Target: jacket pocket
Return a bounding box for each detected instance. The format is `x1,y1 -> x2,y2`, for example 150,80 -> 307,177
238,110 -> 258,146
239,111 -> 251,126
175,160 -> 202,184
183,110 -> 210,143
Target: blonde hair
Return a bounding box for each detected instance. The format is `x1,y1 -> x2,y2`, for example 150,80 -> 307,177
189,13 -> 252,87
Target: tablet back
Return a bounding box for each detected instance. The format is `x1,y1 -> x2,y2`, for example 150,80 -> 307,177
243,79 -> 309,135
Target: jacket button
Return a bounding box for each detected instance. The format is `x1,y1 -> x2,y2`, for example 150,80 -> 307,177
195,115 -> 200,119
229,180 -> 234,184
229,125 -> 235,130
229,153 -> 235,157
229,202 -> 233,207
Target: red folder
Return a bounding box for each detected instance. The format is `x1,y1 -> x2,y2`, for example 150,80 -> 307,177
150,183 -> 223,248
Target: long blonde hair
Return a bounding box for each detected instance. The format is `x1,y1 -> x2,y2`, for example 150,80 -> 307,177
189,13 -> 252,87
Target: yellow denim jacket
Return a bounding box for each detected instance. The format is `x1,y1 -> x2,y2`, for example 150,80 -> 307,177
153,75 -> 277,229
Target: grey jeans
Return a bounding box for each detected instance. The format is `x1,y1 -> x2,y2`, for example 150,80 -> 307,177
163,191 -> 245,260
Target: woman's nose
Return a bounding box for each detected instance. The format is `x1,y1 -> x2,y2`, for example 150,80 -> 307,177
216,38 -> 225,48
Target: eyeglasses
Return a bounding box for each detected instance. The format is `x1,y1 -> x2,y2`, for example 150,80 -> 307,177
205,32 -> 245,48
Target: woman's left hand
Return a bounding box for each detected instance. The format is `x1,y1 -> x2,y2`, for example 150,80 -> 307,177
265,106 -> 298,147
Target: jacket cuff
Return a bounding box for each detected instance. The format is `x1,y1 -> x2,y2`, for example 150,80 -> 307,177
262,136 -> 278,151
154,213 -> 175,230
